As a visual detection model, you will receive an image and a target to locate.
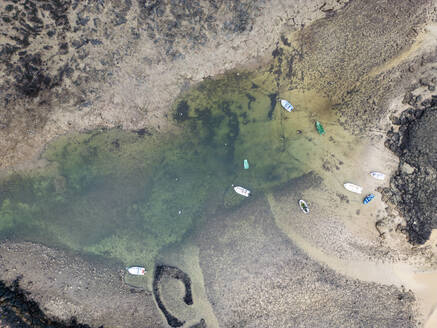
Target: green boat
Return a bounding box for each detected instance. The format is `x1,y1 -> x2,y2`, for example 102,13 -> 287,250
315,121 -> 325,135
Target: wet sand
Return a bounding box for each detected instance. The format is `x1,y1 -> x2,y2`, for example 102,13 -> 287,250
195,197 -> 418,327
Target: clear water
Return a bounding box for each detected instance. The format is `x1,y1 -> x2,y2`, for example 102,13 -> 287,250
0,69 -> 334,268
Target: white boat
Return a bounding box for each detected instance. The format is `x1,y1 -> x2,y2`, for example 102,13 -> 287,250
343,183 -> 363,194
299,200 -> 309,214
280,99 -> 294,112
126,266 -> 146,276
233,185 -> 251,197
370,171 -> 385,180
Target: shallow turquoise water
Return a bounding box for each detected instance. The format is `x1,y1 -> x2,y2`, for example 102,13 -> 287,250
0,70 -> 333,268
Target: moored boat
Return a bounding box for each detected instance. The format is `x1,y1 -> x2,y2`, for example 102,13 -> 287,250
363,194 -> 375,204
243,159 -> 249,170
315,121 -> 325,135
280,99 -> 294,112
234,185 -> 251,197
370,171 -> 385,180
127,266 -> 146,276
343,183 -> 363,194
299,199 -> 309,213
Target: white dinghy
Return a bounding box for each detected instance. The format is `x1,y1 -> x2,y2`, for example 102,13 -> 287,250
126,266 -> 146,276
233,185 -> 251,197
280,99 -> 294,112
370,171 -> 385,180
343,183 -> 363,194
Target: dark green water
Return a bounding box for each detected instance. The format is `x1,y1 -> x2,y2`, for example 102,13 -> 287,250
0,71 -> 332,267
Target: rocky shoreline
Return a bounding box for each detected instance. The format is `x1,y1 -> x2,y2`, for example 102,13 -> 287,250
0,242 -> 164,328
383,85 -> 437,245
0,278 -> 93,328
0,0 -> 348,169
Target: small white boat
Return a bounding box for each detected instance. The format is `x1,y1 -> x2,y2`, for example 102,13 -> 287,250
370,171 -> 385,180
233,185 -> 251,197
343,183 -> 363,194
299,200 -> 309,214
280,99 -> 294,112
126,266 -> 146,276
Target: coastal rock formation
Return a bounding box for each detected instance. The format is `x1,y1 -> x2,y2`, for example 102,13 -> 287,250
384,91 -> 437,244
152,265 -> 194,327
0,0 -> 348,168
0,279 -> 93,328
0,242 -> 164,328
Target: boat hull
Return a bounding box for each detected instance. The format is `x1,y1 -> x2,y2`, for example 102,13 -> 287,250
280,99 -> 294,112
370,172 -> 385,180
315,121 -> 325,135
363,194 -> 375,204
299,200 -> 309,213
127,266 -> 146,275
234,186 -> 251,197
343,183 -> 363,194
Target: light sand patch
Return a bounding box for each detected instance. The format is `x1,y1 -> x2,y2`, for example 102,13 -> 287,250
157,242 -> 219,328
196,196 -> 418,327
269,190 -> 437,326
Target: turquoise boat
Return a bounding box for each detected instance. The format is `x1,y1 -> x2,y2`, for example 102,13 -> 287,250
243,159 -> 249,169
315,121 -> 325,135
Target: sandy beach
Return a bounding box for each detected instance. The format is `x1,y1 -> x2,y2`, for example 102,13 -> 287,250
1,0 -> 437,327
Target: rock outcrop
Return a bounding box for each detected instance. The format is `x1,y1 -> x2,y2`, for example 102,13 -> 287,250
384,90 -> 437,244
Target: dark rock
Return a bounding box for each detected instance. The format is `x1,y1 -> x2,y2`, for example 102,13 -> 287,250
72,39 -> 86,49
421,98 -> 432,107
153,265 -> 193,328
402,91 -> 414,105
113,14 -> 127,26
419,77 -> 431,86
384,96 -> 437,245
134,128 -> 152,136
0,278 -> 95,328
389,114 -> 401,125
89,39 -> 102,46
173,100 -> 190,122
189,319 -> 207,328
281,35 -> 291,46
59,42 -> 69,55
76,13 -> 90,26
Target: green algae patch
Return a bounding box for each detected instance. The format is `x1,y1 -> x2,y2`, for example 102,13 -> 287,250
0,67 -> 337,268
0,128 -> 232,267
172,71 -> 335,194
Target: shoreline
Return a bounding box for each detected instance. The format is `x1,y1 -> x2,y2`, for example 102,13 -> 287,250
0,0 -> 350,169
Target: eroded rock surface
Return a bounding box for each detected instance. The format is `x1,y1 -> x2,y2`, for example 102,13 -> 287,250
0,0 -> 349,168
384,93 -> 437,244
0,242 -> 164,328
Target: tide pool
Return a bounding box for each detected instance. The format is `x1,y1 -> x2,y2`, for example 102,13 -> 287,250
0,69 -> 334,268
